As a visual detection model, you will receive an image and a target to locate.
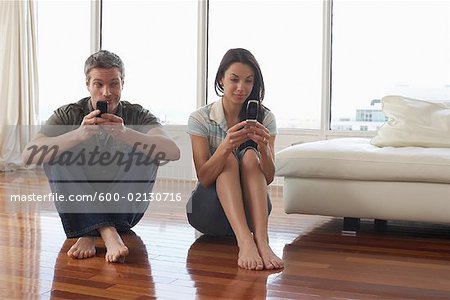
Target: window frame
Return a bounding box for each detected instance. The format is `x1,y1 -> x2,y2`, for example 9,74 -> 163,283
92,0 -> 377,139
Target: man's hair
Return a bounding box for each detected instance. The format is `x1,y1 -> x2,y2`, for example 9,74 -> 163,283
84,50 -> 125,81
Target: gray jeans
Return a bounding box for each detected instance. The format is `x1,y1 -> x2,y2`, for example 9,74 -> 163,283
44,143 -> 159,238
186,182 -> 272,236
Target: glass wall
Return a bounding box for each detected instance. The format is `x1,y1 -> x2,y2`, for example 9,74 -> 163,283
36,0 -> 450,131
37,0 -> 91,122
102,0 -> 198,125
208,0 -> 323,129
331,0 -> 450,131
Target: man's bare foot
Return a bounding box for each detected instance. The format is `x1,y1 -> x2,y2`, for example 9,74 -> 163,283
67,237 -> 96,259
98,226 -> 129,263
255,238 -> 284,270
237,237 -> 264,271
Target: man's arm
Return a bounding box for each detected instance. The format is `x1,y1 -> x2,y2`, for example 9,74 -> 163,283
22,110 -> 102,165
111,126 -> 180,161
100,113 -> 180,161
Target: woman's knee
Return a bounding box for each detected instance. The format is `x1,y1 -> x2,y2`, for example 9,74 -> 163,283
220,153 -> 239,174
240,149 -> 260,172
227,152 -> 240,165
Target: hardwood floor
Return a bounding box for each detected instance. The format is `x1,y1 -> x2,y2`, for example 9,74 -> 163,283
1,169 -> 450,299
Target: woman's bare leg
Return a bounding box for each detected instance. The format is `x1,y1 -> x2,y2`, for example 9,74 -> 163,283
240,150 -> 284,269
97,226 -> 129,263
216,154 -> 264,270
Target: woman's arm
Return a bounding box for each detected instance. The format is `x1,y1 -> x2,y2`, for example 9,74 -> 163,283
247,122 -> 276,184
258,136 -> 276,184
191,121 -> 249,187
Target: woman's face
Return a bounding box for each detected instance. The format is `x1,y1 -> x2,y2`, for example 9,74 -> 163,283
220,62 -> 254,105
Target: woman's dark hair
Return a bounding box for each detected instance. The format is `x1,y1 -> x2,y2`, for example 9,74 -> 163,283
214,48 -> 265,122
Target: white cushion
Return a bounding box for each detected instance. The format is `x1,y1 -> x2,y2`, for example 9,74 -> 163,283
371,95 -> 450,148
275,138 -> 450,183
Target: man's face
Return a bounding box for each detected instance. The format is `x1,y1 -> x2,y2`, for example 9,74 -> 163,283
86,67 -> 123,114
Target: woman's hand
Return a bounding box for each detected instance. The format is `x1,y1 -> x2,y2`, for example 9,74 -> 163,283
246,122 -> 272,155
222,121 -> 249,152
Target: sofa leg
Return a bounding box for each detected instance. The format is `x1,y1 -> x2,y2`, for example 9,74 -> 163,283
342,217 -> 360,235
374,219 -> 388,232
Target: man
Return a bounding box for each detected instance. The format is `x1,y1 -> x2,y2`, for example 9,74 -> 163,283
22,50 -> 180,262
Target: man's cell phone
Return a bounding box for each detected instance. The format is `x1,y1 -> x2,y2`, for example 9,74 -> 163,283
96,100 -> 108,116
245,100 -> 259,127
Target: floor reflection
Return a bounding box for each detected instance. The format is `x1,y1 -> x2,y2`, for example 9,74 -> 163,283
186,235 -> 281,299
0,212 -> 44,299
267,219 -> 450,299
50,230 -> 155,299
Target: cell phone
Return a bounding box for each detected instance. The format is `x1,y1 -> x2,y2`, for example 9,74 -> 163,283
96,100 -> 108,116
246,100 -> 259,125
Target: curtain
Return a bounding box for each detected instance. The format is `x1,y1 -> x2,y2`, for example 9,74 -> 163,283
0,0 -> 39,172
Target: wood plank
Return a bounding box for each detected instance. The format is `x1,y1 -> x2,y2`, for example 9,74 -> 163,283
1,169 -> 450,299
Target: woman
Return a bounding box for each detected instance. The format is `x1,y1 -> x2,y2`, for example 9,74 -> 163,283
187,48 -> 283,270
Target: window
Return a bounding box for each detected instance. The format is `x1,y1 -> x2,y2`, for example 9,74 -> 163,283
37,0 -> 91,122
208,0 -> 323,129
331,0 -> 450,131
102,0 -> 198,125
36,0 -> 450,133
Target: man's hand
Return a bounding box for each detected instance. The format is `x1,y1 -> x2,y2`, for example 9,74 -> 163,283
99,113 -> 126,139
75,109 -> 103,141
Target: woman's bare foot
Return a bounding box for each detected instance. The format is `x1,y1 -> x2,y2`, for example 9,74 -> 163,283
237,237 -> 264,271
67,237 -> 96,259
98,226 -> 129,263
255,238 -> 284,270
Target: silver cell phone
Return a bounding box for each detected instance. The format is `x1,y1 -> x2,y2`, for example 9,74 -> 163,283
246,100 -> 259,122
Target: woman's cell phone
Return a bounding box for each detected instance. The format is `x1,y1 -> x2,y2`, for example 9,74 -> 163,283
96,100 -> 108,116
245,100 -> 259,127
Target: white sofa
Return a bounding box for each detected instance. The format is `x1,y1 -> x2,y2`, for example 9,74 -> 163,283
275,137 -> 450,230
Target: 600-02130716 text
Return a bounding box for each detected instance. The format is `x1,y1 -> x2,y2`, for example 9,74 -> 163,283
96,192 -> 182,202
